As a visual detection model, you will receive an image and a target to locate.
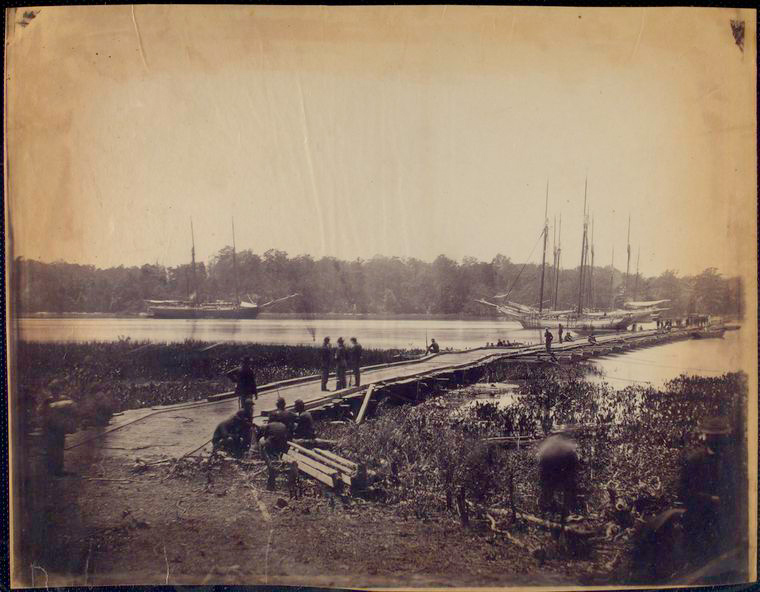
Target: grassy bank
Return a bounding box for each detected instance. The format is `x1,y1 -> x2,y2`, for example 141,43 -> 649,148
15,340 -> 414,429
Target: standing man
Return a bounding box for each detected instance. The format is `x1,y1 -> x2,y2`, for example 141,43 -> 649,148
226,356 -> 257,408
258,417 -> 290,490
679,416 -> 738,563
349,337 -> 363,387
427,338 -> 440,354
544,328 -> 554,353
335,337 -> 348,390
320,337 -> 332,391
537,424 -> 579,519
558,323 -> 564,344
42,380 -> 76,477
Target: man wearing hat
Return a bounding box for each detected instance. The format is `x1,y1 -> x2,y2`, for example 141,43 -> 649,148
212,409 -> 253,458
42,380 -> 77,476
293,399 -> 315,440
334,337 -> 348,390
226,356 -> 258,409
267,397 -> 298,438
258,412 -> 291,490
679,416 -> 738,563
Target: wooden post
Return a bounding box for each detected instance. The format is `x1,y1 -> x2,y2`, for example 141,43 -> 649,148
355,385 -> 375,425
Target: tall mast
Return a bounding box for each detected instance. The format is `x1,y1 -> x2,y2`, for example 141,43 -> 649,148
553,214 -> 562,309
633,246 -> 640,301
190,218 -> 197,302
588,215 -> 595,309
609,246 -> 615,311
232,217 -> 239,304
538,181 -> 549,314
549,216 -> 557,309
624,214 -> 631,298
577,178 -> 588,314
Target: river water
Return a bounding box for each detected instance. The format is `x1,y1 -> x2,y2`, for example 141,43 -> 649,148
16,317 -> 750,388
17,317 -> 545,349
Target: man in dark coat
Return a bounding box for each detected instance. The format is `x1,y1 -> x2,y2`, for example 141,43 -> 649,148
259,417 -> 290,490
212,409 -> 253,458
42,380 -> 77,476
267,397 -> 298,438
679,416 -> 737,564
320,337 -> 332,391
348,337 -> 363,387
544,329 -> 554,353
226,356 -> 258,408
536,425 -> 578,516
558,323 -> 564,344
427,339 -> 440,354
335,337 -> 348,390
293,399 -> 315,440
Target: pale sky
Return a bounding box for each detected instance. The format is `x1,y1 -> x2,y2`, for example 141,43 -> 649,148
5,6 -> 757,278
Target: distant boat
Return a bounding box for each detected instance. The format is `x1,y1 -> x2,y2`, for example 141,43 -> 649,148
477,184 -> 669,333
146,294 -> 300,319
146,218 -> 299,319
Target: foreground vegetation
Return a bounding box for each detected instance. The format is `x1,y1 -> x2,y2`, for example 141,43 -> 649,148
334,369 -> 748,582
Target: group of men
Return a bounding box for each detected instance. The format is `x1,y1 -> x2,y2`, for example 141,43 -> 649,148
543,326 -> 581,354
212,356 -> 317,462
212,393 -> 315,460
320,336 -> 363,391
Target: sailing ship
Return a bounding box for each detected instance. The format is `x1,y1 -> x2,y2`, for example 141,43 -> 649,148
477,181 -> 668,333
146,219 -> 299,319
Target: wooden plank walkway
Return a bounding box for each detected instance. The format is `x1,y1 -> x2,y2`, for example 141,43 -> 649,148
64,328 -> 703,461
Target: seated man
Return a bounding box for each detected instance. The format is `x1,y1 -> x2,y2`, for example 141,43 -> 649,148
564,332 -> 574,342
293,399 -> 315,440
212,409 -> 253,458
587,333 -> 597,344
267,397 -> 298,438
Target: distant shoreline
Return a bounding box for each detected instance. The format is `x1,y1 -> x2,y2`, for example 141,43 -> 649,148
18,312 -> 503,321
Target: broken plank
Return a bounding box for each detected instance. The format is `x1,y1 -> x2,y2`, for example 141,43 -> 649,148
355,385 -> 375,425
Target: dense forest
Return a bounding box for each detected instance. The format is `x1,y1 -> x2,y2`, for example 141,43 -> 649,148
14,249 -> 744,318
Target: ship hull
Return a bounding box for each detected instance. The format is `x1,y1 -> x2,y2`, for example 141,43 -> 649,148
148,306 -> 260,319
518,315 -> 633,333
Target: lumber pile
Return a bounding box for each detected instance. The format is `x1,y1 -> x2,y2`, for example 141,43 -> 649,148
282,441 -> 367,492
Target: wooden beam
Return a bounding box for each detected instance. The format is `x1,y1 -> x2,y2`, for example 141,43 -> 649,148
289,442 -> 357,477
355,385 -> 375,425
289,451 -> 353,487
314,448 -> 358,471
488,507 -> 593,536
282,453 -> 336,488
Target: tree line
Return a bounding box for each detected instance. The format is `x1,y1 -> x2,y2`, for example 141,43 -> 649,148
13,249 -> 744,318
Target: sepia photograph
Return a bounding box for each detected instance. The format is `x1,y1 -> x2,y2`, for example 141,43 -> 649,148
4,5 -> 757,588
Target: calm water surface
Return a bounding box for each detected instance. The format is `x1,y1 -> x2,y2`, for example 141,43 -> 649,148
17,318 -> 749,387
18,317 -> 544,349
